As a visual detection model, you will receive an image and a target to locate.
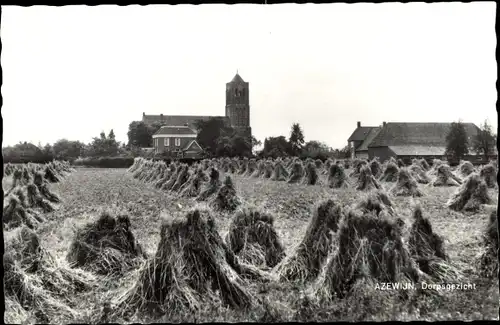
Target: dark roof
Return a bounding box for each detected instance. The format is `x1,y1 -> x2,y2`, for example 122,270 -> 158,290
348,126 -> 379,142
143,114 -> 229,128
356,127 -> 381,152
230,73 -> 245,83
369,122 -> 480,147
154,126 -> 197,136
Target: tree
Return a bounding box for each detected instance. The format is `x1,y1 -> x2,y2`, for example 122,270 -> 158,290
473,120 -> 496,160
260,136 -> 291,158
289,123 -> 305,156
194,117 -> 234,156
127,121 -> 162,148
85,130 -> 120,157
108,129 -> 116,141
42,143 -> 54,161
3,142 -> 46,163
445,120 -> 469,162
230,134 -> 253,157
301,140 -> 334,160
251,136 -> 262,149
338,145 -> 351,159
213,133 -> 253,158
52,139 -> 85,161
215,135 -> 234,157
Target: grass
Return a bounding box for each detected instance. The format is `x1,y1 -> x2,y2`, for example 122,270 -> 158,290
3,166 -> 499,322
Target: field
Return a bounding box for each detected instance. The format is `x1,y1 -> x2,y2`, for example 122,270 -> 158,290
3,159 -> 499,323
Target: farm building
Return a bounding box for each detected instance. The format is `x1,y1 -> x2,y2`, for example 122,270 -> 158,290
347,121 -> 381,159
143,72 -> 252,157
364,122 -> 483,163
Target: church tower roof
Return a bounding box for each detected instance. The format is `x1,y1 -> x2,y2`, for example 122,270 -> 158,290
230,72 -> 245,83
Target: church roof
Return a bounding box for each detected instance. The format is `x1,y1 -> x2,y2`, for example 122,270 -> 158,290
142,114 -> 229,129
230,73 -> 245,83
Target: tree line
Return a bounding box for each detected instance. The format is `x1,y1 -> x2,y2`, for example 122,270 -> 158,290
3,130 -> 125,164
257,123 -> 349,160
3,118 -> 495,164
445,120 -> 496,162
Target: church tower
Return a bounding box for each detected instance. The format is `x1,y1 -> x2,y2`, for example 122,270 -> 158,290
226,72 -> 251,137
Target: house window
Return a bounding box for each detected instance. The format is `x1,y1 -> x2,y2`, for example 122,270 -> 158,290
164,138 -> 169,146
175,138 -> 181,146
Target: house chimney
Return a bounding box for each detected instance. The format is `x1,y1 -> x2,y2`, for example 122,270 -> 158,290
143,112 -> 145,117
357,121 -> 361,128
383,121 -> 386,127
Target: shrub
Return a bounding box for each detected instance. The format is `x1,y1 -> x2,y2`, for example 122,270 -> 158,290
73,156 -> 135,168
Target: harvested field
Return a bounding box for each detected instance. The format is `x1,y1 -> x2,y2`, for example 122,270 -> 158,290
3,159 -> 499,323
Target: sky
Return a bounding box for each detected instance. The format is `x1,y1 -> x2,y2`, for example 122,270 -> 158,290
1,3 -> 497,150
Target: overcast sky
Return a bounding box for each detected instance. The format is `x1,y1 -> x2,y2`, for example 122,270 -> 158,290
2,3 -> 497,150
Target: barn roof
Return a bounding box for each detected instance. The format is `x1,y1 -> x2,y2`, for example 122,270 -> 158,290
356,127 -> 381,152
368,122 -> 480,147
348,126 -> 379,142
389,145 -> 446,156
143,114 -> 229,129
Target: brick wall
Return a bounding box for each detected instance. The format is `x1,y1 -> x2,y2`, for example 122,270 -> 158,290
153,136 -> 200,154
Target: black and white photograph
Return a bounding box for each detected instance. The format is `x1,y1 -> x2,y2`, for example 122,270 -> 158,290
1,2 -> 498,323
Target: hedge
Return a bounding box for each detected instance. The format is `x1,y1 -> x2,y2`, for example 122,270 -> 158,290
3,155 -> 56,164
73,156 -> 135,168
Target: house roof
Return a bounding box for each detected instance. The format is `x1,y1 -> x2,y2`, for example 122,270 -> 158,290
389,145 -> 446,156
143,114 -> 228,128
184,140 -> 203,151
230,73 -> 245,83
356,127 -> 381,152
154,126 -> 197,136
368,122 -> 480,147
348,126 -> 379,142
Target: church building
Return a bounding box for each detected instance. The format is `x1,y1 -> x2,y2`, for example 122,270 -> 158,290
143,73 -> 252,158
